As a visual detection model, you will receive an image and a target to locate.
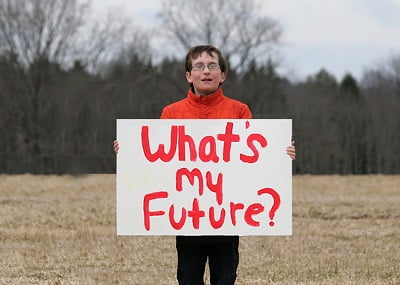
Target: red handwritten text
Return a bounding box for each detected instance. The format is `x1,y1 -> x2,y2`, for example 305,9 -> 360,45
141,121 -> 267,163
142,188 -> 279,231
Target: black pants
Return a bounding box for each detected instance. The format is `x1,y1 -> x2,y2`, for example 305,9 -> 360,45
176,236 -> 239,285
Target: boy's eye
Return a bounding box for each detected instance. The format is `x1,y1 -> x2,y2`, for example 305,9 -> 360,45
207,64 -> 219,70
191,63 -> 220,71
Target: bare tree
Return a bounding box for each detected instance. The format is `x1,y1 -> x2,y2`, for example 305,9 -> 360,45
0,0 -> 88,67
77,7 -> 145,72
0,0 -> 139,71
158,0 -> 282,71
0,0 -> 140,172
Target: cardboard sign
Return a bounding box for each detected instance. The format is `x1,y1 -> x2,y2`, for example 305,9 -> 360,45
117,119 -> 292,236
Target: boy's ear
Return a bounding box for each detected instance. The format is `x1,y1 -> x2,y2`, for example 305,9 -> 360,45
186,71 -> 193,83
220,72 -> 226,84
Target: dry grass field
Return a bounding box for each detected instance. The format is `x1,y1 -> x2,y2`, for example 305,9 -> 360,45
0,174 -> 399,285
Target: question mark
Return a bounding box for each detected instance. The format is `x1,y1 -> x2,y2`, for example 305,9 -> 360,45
257,187 -> 281,226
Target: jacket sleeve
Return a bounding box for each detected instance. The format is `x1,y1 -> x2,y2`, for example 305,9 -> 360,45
240,104 -> 253,119
160,106 -> 174,119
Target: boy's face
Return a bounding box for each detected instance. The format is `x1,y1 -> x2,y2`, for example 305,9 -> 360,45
186,51 -> 226,96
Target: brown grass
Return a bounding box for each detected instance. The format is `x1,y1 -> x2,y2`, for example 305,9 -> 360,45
0,174 -> 399,284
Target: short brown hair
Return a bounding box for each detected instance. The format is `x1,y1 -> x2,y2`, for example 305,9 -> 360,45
185,45 -> 228,74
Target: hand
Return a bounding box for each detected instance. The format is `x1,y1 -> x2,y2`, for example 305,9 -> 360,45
113,140 -> 119,154
286,140 -> 296,160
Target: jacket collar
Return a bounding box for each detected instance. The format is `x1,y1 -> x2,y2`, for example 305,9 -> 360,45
187,87 -> 224,106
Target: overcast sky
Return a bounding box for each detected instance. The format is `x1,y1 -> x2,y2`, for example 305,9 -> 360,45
93,0 -> 400,81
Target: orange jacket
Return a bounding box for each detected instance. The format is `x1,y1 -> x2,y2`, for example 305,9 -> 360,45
160,88 -> 252,119
160,87 -> 252,244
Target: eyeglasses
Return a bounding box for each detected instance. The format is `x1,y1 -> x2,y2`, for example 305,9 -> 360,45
191,63 -> 220,71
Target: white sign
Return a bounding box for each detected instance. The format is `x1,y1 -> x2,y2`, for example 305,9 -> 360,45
117,119 -> 292,236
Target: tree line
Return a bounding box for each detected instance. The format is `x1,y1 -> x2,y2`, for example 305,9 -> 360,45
0,0 -> 399,174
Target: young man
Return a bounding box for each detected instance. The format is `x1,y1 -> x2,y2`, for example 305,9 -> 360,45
114,45 -> 296,285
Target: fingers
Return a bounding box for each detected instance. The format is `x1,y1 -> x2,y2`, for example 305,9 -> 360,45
287,136 -> 296,160
113,140 -> 119,154
286,145 -> 296,160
